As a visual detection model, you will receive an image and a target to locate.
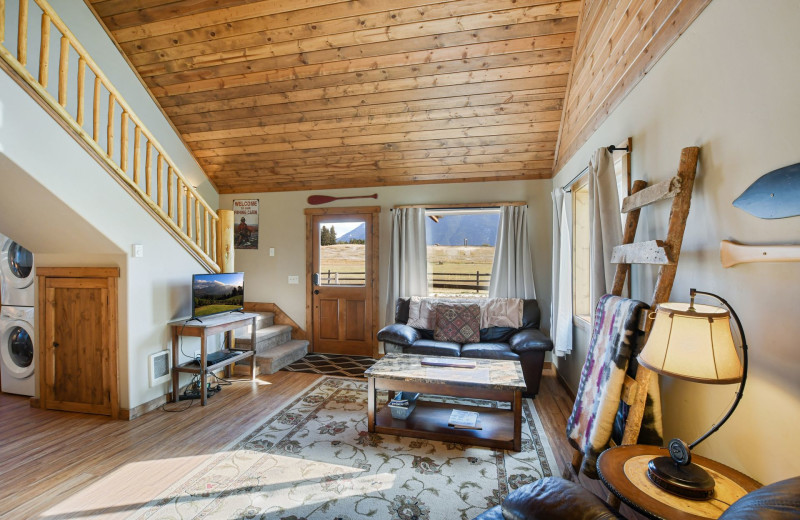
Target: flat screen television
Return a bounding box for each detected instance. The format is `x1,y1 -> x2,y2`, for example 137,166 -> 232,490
192,272 -> 245,319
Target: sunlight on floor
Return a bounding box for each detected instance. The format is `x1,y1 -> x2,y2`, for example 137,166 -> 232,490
41,451 -> 394,519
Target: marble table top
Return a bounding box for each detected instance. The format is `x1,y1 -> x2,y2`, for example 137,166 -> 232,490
365,353 -> 526,390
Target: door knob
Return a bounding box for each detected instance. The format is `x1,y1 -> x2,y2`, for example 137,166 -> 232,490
314,289 -> 320,295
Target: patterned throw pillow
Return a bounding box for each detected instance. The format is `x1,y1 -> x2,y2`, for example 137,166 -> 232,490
433,303 -> 481,344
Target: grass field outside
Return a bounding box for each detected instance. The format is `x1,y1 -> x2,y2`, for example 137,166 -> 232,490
320,244 -> 494,295
194,304 -> 243,317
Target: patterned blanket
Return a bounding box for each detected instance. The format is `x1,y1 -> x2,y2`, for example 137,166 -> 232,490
407,296 -> 523,329
566,295 -> 662,478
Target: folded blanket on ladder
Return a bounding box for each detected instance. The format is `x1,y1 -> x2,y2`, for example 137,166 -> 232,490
566,294 -> 663,478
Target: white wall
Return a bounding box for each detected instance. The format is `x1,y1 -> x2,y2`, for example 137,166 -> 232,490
220,179 -> 553,336
552,0 -> 800,484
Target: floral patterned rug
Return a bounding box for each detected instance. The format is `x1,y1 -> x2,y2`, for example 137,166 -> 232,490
133,377 -> 558,520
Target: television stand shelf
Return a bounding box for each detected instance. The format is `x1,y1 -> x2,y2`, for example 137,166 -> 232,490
169,312 -> 259,406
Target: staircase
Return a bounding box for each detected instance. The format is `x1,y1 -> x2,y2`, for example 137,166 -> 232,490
234,312 -> 309,375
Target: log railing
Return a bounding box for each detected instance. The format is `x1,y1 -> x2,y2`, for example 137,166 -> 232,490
0,0 -> 220,272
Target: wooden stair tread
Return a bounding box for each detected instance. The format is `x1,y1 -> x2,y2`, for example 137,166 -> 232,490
234,324 -> 291,343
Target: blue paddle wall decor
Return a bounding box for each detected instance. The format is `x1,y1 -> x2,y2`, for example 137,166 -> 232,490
733,163 -> 800,219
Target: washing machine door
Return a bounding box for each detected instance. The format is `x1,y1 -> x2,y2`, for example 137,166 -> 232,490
1,238 -> 35,290
1,318 -> 35,379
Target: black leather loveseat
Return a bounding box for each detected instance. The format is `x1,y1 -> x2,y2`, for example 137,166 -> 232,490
377,298 -> 553,397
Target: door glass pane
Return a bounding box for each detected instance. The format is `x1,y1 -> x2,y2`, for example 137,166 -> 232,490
318,220 -> 366,286
8,242 -> 33,279
9,326 -> 33,368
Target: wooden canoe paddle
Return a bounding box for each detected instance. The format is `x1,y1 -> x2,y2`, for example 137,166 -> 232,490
307,193 -> 378,205
733,162 -> 800,219
720,240 -> 800,268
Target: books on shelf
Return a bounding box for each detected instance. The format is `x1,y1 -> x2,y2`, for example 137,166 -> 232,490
448,409 -> 482,430
421,357 -> 477,369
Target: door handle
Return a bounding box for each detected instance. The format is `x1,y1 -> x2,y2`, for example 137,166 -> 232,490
312,272 -> 320,286
314,289 -> 320,295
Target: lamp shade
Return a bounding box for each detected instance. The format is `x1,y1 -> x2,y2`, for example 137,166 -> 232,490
637,303 -> 743,384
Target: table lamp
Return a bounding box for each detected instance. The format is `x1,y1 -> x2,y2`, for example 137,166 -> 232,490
636,288 -> 748,500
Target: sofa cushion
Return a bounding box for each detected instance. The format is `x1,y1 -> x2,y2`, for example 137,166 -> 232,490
461,343 -> 519,361
434,303 -> 481,343
408,339 -> 462,357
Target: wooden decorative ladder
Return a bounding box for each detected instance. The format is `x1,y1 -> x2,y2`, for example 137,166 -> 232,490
569,147 -> 700,503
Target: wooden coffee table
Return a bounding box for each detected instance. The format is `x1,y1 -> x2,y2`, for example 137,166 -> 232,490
364,353 -> 527,451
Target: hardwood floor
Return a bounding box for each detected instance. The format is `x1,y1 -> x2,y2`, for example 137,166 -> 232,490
0,368 -> 643,519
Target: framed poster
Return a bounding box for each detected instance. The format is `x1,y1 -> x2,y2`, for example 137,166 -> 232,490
233,199 -> 259,249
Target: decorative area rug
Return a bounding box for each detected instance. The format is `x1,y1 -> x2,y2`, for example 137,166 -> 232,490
133,377 -> 558,520
281,353 -> 377,378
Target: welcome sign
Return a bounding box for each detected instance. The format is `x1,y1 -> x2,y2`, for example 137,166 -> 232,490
233,199 -> 259,249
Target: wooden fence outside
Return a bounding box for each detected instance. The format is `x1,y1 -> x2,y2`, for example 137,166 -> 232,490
319,270 -> 490,292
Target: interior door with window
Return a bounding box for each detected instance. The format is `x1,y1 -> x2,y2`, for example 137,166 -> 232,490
308,209 -> 379,357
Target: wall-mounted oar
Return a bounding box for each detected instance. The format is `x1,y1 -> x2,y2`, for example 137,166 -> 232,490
307,194 -> 378,205
733,163 -> 800,219
720,240 -> 800,268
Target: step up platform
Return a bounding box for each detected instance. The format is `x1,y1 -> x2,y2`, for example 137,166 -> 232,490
254,340 -> 309,375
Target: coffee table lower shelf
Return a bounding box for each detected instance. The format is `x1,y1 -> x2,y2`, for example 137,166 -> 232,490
373,400 -> 517,450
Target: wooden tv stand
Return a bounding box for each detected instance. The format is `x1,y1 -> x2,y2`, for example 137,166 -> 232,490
169,312 -> 258,406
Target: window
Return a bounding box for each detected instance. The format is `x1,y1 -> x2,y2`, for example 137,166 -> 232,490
571,145 -> 631,323
424,208 -> 500,297
317,220 -> 366,286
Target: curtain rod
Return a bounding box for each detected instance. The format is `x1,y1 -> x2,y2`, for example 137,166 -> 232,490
560,141 -> 630,192
562,166 -> 589,192
392,201 -> 526,210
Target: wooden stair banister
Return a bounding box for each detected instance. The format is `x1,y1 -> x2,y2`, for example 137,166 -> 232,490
0,0 -> 221,273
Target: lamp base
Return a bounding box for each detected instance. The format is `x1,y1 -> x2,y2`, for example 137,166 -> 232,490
647,456 -> 715,500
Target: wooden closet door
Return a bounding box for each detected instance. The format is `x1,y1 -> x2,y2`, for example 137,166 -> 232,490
44,278 -> 113,416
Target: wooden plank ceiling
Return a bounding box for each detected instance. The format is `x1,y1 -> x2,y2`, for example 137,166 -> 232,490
87,0 -> 579,193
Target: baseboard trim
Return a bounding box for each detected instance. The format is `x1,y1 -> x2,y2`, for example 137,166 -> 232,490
120,393 -> 170,420
553,364 -> 576,401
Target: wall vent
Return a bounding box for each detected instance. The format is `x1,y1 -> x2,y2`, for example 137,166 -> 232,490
149,350 -> 171,386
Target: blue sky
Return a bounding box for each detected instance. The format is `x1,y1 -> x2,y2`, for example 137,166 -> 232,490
195,272 -> 243,286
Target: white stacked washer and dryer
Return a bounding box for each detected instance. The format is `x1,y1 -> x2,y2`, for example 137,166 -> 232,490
0,233 -> 36,396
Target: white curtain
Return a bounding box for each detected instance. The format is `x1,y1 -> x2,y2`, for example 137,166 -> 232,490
489,205 -> 536,299
551,189 -> 573,356
588,147 -> 623,311
385,208 -> 428,321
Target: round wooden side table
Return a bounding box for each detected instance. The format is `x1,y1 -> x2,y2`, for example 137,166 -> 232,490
597,445 -> 761,520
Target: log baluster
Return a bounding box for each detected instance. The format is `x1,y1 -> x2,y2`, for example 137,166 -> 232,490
92,76 -> 100,141
18,0 -> 28,65
107,93 -> 115,158
167,166 -> 174,220
76,57 -> 85,126
145,141 -> 152,196
133,126 -> 141,184
58,36 -> 68,107
38,13 -> 49,86
120,112 -> 128,172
